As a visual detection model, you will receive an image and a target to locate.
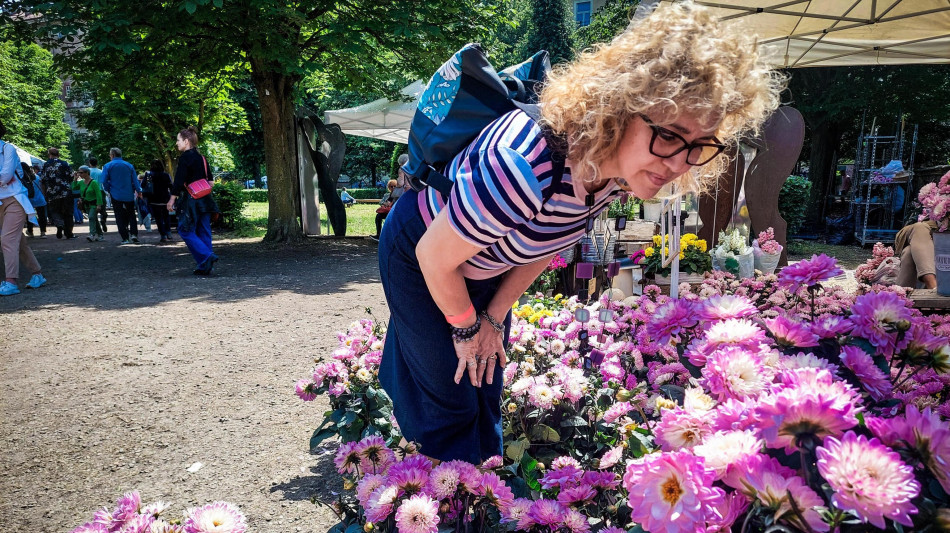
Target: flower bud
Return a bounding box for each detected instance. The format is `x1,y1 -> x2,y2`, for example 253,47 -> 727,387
343,479 -> 356,491
364,522 -> 375,533
616,388 -> 632,401
507,403 -> 518,413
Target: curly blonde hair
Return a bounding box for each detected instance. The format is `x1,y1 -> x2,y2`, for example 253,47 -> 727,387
539,1 -> 785,192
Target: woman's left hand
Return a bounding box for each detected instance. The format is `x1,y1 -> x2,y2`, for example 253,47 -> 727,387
474,325 -> 506,386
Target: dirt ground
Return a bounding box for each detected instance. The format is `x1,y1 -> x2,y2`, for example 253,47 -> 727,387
0,221 -> 383,532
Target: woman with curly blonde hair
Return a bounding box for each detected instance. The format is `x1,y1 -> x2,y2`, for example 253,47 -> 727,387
377,1 -> 784,464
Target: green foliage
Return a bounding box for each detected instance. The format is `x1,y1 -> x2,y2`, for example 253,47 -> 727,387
574,0 -> 638,52
524,0 -> 576,65
388,144 -> 405,181
779,175 -> 812,234
213,79 -> 265,183
339,188 -> 387,200
0,40 -> 69,155
211,181 -> 248,230
243,189 -> 269,203
607,197 -> 640,218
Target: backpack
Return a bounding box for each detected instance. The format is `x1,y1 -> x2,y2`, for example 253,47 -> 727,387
402,44 -> 566,199
0,141 -> 34,198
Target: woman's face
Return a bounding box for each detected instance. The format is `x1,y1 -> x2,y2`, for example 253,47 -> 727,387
599,113 -> 720,200
176,134 -> 190,152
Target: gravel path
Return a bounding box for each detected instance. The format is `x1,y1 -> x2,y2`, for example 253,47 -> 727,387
1,228 -> 384,532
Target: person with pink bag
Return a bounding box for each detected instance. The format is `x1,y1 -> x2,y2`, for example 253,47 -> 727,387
167,126 -> 220,275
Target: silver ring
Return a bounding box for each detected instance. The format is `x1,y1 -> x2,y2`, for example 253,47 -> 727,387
478,359 -> 486,364
489,354 -> 497,360
467,361 -> 476,367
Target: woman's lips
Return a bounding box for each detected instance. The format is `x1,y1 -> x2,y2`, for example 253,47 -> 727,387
648,172 -> 669,188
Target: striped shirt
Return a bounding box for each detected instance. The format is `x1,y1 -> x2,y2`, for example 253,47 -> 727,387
418,110 -> 621,280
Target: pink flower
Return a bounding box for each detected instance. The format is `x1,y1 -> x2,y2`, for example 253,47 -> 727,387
520,499 -> 566,529
817,431 -> 919,528
561,508 -> 591,533
183,502 -> 247,533
394,494 -> 440,533
557,483 -> 597,506
355,435 -> 396,474
777,253 -> 843,292
334,441 -> 361,475
764,315 -> 819,348
757,368 -> 861,453
473,472 -> 514,510
356,474 -> 387,508
294,379 -> 317,401
850,291 -> 914,357
622,451 -> 724,533
703,318 -> 767,349
426,463 -> 461,500
866,405 -> 950,493
646,299 -> 698,345
711,397 -> 760,433
598,446 -> 624,469
697,294 -> 758,321
389,464 -> 429,496
693,430 -> 763,479
732,456 -> 829,531
114,491 -> 142,524
654,408 -> 715,451
500,498 -> 532,525
539,464 -> 583,489
705,491 -> 750,532
480,455 -> 503,470
365,484 -> 398,523
603,401 -> 632,423
810,315 -> 854,339
702,345 -> 774,401
840,345 -> 892,401
70,524 -> 109,533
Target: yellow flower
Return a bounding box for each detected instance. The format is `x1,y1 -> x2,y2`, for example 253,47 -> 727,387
644,247 -> 654,257
553,293 -> 563,301
679,252 -> 685,260
652,235 -> 663,246
682,233 -> 698,241
696,240 -> 707,253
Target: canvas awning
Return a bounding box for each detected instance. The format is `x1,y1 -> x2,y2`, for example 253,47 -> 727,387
327,0 -> 950,142
651,0 -> 950,68
323,80 -> 424,143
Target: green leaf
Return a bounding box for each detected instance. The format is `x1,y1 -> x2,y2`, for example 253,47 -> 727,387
309,427 -> 338,451
184,2 -> 197,14
505,438 -> 529,462
529,424 -> 560,443
560,416 -> 588,427
326,522 -> 346,533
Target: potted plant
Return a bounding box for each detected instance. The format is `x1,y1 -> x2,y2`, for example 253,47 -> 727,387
639,233 -> 711,284
642,198 -> 662,222
712,227 -> 754,278
916,169 -> 950,294
752,226 -> 783,275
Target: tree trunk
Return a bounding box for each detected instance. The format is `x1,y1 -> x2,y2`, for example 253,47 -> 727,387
805,120 -> 842,228
250,60 -> 302,242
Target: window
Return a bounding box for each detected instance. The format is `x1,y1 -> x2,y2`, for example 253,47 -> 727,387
575,1 -> 592,26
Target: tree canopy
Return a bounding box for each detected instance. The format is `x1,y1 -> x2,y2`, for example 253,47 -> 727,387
0,39 -> 69,155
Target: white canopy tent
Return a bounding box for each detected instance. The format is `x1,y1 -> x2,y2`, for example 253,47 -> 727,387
325,0 -> 950,143
9,143 -> 44,168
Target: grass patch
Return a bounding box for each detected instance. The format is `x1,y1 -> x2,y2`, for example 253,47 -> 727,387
786,240 -> 873,270
229,202 -> 379,238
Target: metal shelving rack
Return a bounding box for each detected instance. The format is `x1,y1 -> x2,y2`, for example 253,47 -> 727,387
851,121 -> 918,245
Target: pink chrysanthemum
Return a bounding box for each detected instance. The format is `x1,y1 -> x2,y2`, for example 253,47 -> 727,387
71,523 -> 109,533
654,408 -> 715,451
356,473 -> 387,509
733,456 -> 829,532
702,345 -> 774,401
817,431 -> 919,528
777,253 -> 843,292
365,484 -> 398,523
764,315 -> 820,348
598,446 -> 624,470
781,352 -> 839,375
334,441 -> 361,475
389,465 -> 429,496
602,401 -> 633,423
394,494 -> 440,533
850,291 -> 914,357
501,498 -> 532,525
557,483 -> 597,506
294,378 -> 317,401
426,463 -> 461,500
704,318 -> 767,349
866,405 -> 950,493
182,502 -> 247,533
697,294 -> 758,321
520,499 -> 566,529
528,382 -> 561,409
693,430 -> 763,479
561,508 -> 591,533
840,345 -> 892,401
539,464 -> 583,489
356,435 -> 396,474
810,315 -> 854,339
473,472 -> 514,510
646,299 -> 698,345
113,491 -> 143,524
757,368 -> 861,453
551,456 -> 581,470
623,451 -> 724,533
480,455 -> 503,470
117,514 -> 154,533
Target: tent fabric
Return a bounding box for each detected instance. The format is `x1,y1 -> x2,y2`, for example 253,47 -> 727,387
654,0 -> 950,68
324,80 -> 424,143
327,0 -> 950,142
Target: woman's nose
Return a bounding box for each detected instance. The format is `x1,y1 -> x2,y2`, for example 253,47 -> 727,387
662,151 -> 692,176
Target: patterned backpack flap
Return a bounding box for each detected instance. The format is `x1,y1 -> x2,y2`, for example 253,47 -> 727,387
403,44 -> 551,195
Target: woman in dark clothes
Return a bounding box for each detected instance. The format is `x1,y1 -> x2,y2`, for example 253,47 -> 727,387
145,159 -> 174,243
166,126 -> 219,275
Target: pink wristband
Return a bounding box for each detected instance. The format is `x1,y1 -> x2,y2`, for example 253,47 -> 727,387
445,304 -> 475,325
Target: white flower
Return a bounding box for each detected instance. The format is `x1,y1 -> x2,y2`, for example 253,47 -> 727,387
693,430 -> 762,479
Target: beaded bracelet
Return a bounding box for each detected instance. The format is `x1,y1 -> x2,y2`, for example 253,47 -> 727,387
480,311 -> 504,333
450,315 -> 481,343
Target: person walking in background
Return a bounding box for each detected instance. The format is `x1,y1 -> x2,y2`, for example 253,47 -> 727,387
136,174 -> 152,233
88,157 -> 108,233
40,147 -> 75,239
23,163 -> 47,238
0,119 -> 47,296
77,166 -> 104,242
167,126 -> 219,275
71,172 -> 85,224
145,159 -> 174,243
102,147 -> 141,244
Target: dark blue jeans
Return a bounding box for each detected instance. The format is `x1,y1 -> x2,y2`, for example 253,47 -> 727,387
378,189 -> 510,463
112,200 -> 138,240
179,212 -> 213,267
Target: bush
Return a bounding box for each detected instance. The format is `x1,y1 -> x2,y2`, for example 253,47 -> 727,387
243,189 -> 268,202
778,175 -> 811,234
338,187 -> 386,200
212,181 -> 248,229
607,197 -> 640,219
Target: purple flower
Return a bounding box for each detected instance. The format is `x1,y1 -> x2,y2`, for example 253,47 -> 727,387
764,315 -> 820,348
646,299 -> 698,345
654,407 -> 715,451
473,472 -> 515,510
711,397 -> 760,433
840,345 -> 892,401
520,499 -> 566,529
730,455 -> 830,531
622,451 -> 724,533
394,494 -> 440,533
602,401 -> 633,423
480,455 -> 503,470
294,379 -> 318,401
334,441 -> 361,475
850,291 -> 914,357
539,464 -> 583,489
697,294 -> 757,321
866,405 -> 950,493
557,483 -> 597,506
777,253 -> 843,292
810,315 -> 854,339
183,501 -> 247,533
355,435 -> 396,474
817,431 -> 919,528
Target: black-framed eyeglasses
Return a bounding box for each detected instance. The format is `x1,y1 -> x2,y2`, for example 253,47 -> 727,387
642,116 -> 725,166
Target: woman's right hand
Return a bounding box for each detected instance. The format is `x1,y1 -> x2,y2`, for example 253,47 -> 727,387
453,336 -> 480,387
452,325 -> 505,387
